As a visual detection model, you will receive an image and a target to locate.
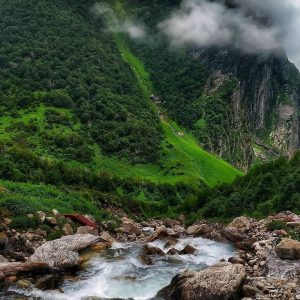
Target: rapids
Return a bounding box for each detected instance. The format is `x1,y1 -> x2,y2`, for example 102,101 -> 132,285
5,237 -> 235,300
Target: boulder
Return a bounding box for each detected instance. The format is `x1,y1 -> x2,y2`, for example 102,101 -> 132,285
163,218 -> 182,227
0,255 -> 7,263
187,224 -> 210,236
0,262 -> 51,277
179,245 -> 196,255
77,226 -> 98,236
275,238 -> 300,260
62,223 -> 74,236
158,263 -> 246,300
146,226 -> 168,242
167,248 -> 179,255
223,227 -> 245,242
29,234 -> 102,268
167,225 -> 185,237
142,245 -> 165,256
228,217 -> 251,233
228,256 -> 245,265
51,209 -> 60,217
99,231 -> 115,246
35,211 -> 46,223
117,217 -> 142,235
164,239 -> 178,248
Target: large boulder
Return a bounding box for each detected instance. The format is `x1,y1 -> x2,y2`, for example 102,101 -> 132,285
158,263 -> 246,300
29,234 -> 102,268
223,227 -> 245,242
186,224 -> 210,236
227,217 -> 251,233
146,226 -> 168,242
275,238 -> 300,260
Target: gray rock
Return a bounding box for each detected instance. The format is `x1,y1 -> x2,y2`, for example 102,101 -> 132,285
45,217 -> 58,226
158,262 -> 246,300
29,234 -> 102,268
186,224 -> 210,236
62,223 -> 74,236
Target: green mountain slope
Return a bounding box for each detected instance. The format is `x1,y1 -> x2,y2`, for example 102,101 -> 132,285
0,0 -> 241,189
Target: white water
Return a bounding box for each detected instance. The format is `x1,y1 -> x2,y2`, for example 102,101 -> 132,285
8,237 -> 235,300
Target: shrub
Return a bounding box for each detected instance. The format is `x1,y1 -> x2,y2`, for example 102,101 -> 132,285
47,230 -> 63,241
10,215 -> 40,230
266,220 -> 287,231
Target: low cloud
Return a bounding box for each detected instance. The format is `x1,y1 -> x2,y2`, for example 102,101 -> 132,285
158,0 -> 300,68
93,3 -> 146,39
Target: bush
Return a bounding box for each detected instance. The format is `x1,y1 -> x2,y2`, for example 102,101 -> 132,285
47,230 -> 63,241
266,220 -> 287,231
10,215 -> 40,230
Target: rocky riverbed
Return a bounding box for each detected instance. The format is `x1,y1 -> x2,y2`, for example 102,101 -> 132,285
1,210 -> 300,299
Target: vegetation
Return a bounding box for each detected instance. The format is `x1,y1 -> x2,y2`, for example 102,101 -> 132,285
182,152 -> 300,221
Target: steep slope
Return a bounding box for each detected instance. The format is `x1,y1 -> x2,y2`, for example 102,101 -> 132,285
123,0 -> 300,170
0,0 -> 241,189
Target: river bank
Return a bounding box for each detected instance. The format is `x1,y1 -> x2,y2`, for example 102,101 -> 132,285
1,210 -> 300,299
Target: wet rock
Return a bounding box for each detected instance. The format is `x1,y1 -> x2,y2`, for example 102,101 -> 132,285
167,248 -> 179,255
77,226 -> 98,236
158,262 -> 246,300
164,239 -> 177,248
275,238 -> 300,260
91,242 -> 110,252
62,223 -> 74,236
145,226 -> 168,242
0,255 -> 7,263
179,245 -> 196,255
139,254 -> 153,265
142,245 -> 165,256
29,234 -> 102,268
34,274 -> 60,290
186,224 -> 210,236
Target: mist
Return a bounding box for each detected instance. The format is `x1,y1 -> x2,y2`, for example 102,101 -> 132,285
158,0 -> 300,69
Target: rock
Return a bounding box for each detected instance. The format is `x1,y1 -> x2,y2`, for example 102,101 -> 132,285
186,224 -> 210,236
99,231 -> 115,246
158,263 -> 246,300
145,226 -> 168,242
3,218 -> 11,225
117,217 -> 142,235
163,218 -> 181,227
275,238 -> 300,260
0,262 -> 51,277
274,229 -> 288,236
164,239 -> 177,248
77,226 -> 98,236
29,234 -> 102,268
223,227 -> 245,242
16,279 -> 33,290
0,255 -> 7,263
91,242 -> 110,251
62,223 -> 74,236
242,285 -> 262,297
139,254 -> 153,265
168,225 -> 185,237
167,248 -> 179,255
0,271 -> 4,282
142,245 -> 165,256
83,215 -> 96,223
34,274 -> 59,290
228,217 -> 251,233
35,211 -> 46,223
51,209 -> 60,217
46,217 -> 58,226
228,256 -> 245,265
179,245 -> 196,255
0,232 -> 8,250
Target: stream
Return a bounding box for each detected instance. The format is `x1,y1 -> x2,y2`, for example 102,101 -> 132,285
4,237 -> 235,300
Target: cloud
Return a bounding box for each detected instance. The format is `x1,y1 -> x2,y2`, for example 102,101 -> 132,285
93,3 -> 146,39
158,0 -> 300,68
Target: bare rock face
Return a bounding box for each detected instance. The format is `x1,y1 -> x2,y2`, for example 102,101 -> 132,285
158,263 -> 246,300
275,238 -> 300,260
186,224 -> 210,236
29,234 -> 102,268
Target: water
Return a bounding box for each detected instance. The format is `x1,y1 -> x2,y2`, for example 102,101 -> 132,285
6,237 -> 235,300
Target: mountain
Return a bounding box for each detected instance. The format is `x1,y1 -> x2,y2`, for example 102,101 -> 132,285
124,0 -> 300,170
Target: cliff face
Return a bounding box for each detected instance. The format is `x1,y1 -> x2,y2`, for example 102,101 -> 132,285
191,48 -> 300,168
